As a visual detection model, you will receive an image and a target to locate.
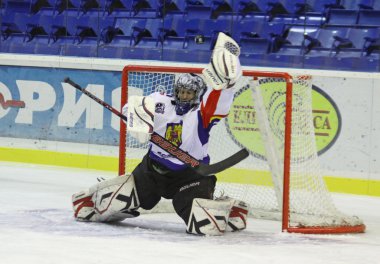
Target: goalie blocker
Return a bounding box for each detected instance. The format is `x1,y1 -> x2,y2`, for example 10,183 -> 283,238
122,95 -> 155,143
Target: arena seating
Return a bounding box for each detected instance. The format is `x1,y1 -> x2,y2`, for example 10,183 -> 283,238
0,0 -> 379,71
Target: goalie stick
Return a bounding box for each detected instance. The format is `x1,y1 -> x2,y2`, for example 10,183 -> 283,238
63,77 -> 249,176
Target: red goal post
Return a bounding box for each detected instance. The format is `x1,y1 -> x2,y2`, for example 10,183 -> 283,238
119,65 -> 365,234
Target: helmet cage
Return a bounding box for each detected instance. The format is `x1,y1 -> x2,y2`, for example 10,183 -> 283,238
174,73 -> 206,115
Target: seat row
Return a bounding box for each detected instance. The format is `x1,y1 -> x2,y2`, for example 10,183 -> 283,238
3,0 -> 380,19
1,15 -> 379,61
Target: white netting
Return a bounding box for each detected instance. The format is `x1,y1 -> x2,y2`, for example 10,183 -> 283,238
120,68 -> 364,231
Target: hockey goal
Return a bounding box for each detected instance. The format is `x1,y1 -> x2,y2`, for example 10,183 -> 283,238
119,65 -> 365,234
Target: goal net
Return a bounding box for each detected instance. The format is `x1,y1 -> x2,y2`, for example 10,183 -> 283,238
119,65 -> 365,234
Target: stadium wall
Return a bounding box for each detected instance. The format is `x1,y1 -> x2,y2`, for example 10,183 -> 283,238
0,54 -> 379,197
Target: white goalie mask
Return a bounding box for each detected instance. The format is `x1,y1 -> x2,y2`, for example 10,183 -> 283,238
174,73 -> 207,115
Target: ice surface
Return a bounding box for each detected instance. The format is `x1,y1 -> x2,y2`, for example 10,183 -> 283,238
0,162 -> 379,264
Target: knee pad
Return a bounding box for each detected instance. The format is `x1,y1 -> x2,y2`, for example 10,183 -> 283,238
72,174 -> 140,222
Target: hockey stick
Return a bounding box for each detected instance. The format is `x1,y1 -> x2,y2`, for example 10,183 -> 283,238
63,77 -> 249,175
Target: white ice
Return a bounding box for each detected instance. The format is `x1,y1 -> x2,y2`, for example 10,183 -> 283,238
0,161 -> 379,264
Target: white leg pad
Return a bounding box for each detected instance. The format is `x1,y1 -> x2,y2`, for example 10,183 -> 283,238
186,198 -> 235,236
72,174 -> 140,222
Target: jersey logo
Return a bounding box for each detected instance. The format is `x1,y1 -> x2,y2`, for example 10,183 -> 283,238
165,122 -> 183,146
155,102 -> 165,114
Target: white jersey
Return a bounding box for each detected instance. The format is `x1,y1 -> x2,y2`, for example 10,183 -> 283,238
148,87 -> 235,171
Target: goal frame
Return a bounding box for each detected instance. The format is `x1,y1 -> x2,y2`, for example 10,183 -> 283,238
119,65 -> 365,234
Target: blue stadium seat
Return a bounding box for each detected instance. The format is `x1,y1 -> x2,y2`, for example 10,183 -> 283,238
158,15 -> 203,51
370,0 -> 380,10
64,14 -> 100,43
130,18 -> 163,45
103,0 -> 133,16
48,14 -> 67,41
157,0 -> 186,17
357,10 -> 380,26
104,18 -> 162,45
267,0 -> 306,15
113,17 -> 146,37
195,18 -> 233,38
160,16 -> 230,42
362,36 -> 380,57
209,0 -> 233,19
98,16 -> 117,43
273,25 -> 319,54
0,0 -> 5,13
98,36 -> 131,57
185,0 -> 213,19
131,0 -> 159,18
104,0 -> 159,18
345,27 -> 379,50
232,17 -> 285,43
30,0 -> 55,14
51,0 -> 100,16
325,9 -> 358,26
240,37 -> 270,54
1,12 -> 53,42
38,12 -> 113,45
339,0 -> 380,10
163,35 -> 212,63
301,0 -> 342,16
1,11 -> 21,40
239,39 -> 272,67
79,0 -> 101,14
303,27 -> 350,54
264,1 -> 290,21
99,17 -> 163,58
24,14 -> 53,41
1,30 -> 62,55
53,0 -> 79,15
233,0 -> 266,19
160,15 -> 200,39
329,27 -> 380,57
338,0 -> 359,10
4,0 -> 32,13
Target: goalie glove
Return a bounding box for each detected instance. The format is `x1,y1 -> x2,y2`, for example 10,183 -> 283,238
124,96 -> 155,143
202,32 -> 242,90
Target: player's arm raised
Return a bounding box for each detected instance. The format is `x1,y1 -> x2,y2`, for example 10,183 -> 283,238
202,32 -> 242,91
200,32 -> 243,127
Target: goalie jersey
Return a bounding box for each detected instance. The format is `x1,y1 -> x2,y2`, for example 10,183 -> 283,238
148,87 -> 235,171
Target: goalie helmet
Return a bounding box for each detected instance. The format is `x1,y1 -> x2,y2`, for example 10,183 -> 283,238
174,73 -> 207,115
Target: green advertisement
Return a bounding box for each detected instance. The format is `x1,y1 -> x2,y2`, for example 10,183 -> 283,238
226,82 -> 341,160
